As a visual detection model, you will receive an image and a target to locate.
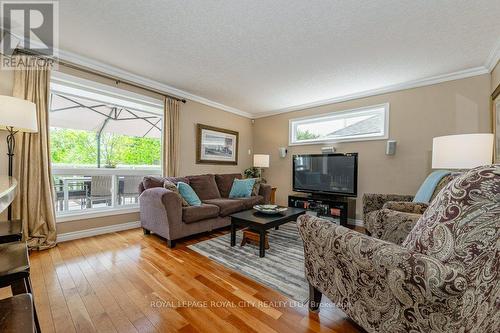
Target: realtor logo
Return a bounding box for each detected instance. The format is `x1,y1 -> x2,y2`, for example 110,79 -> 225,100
0,1 -> 58,68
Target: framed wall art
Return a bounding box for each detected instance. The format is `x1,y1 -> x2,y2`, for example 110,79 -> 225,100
196,124 -> 238,165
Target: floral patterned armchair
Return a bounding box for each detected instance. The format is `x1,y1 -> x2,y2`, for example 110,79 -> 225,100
363,174 -> 455,244
298,165 -> 499,333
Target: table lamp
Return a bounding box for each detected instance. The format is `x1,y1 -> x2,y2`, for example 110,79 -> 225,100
253,154 -> 270,179
432,133 -> 493,169
0,95 -> 38,219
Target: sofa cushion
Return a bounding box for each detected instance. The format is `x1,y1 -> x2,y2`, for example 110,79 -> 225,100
187,174 -> 221,200
142,176 -> 189,190
203,198 -> 244,216
182,204 -> 220,223
177,182 -> 202,206
215,173 -> 242,198
229,178 -> 256,198
235,195 -> 264,210
165,176 -> 189,185
142,176 -> 165,189
163,180 -> 189,207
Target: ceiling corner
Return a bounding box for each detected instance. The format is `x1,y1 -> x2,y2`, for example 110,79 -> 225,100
486,41 -> 500,71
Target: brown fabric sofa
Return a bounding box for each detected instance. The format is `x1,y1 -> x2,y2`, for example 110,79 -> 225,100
139,173 -> 272,247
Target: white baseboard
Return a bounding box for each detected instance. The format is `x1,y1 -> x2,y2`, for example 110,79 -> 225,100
56,217 -> 362,243
57,221 -> 141,243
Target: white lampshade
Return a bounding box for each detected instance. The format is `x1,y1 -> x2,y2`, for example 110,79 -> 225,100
0,95 -> 38,133
432,133 -> 493,169
253,154 -> 270,168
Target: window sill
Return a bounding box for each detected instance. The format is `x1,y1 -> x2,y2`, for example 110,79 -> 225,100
56,206 -> 140,223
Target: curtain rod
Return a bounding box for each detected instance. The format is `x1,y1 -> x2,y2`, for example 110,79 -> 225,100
13,49 -> 187,104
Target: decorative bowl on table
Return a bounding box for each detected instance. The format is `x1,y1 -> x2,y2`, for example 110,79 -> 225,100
253,204 -> 288,214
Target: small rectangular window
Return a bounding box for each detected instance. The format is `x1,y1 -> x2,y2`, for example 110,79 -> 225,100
289,103 -> 389,145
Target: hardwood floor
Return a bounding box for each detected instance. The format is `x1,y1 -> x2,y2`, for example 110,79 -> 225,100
5,228 -> 364,332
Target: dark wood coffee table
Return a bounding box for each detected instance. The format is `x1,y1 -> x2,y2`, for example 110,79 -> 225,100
230,207 -> 306,257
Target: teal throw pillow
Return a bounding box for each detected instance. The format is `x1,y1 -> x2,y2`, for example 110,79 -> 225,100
229,178 -> 256,198
177,182 -> 202,206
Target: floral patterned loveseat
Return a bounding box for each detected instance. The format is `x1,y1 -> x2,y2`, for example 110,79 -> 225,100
298,165 -> 499,333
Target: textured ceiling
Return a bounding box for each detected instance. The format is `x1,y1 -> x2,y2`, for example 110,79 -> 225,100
57,0 -> 500,115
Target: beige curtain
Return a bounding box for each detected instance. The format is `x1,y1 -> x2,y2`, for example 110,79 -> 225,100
163,97 -> 180,176
12,55 -> 57,250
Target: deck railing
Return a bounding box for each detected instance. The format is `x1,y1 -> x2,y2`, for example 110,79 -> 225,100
52,167 -> 161,215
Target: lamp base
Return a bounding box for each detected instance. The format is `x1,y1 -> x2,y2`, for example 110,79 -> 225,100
6,126 -> 17,221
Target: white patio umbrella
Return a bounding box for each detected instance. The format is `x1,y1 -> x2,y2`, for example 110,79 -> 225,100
50,92 -> 162,166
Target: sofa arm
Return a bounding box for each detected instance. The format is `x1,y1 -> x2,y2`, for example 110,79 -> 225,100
259,183 -> 272,204
297,214 -> 467,332
382,201 -> 428,214
362,193 -> 414,216
139,187 -> 182,240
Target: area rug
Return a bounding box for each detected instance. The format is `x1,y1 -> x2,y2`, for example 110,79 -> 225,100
188,222 -> 309,303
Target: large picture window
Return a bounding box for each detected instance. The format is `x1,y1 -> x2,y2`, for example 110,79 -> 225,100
49,72 -> 163,218
289,103 -> 389,145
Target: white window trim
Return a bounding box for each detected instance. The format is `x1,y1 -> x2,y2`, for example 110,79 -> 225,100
49,73 -> 164,219
288,103 -> 390,145
56,206 -> 139,223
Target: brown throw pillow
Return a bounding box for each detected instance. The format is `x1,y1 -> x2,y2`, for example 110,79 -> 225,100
250,178 -> 261,196
164,180 -> 189,206
186,174 -> 221,200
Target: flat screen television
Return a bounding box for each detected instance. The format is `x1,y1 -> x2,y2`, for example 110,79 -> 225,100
293,153 -> 358,196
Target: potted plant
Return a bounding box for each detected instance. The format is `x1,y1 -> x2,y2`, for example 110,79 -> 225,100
243,167 -> 266,183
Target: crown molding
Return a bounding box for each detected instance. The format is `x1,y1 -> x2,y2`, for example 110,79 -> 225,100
7,28 -> 499,119
55,49 -> 492,120
485,41 -> 500,71
56,49 -> 254,118
252,66 -> 490,118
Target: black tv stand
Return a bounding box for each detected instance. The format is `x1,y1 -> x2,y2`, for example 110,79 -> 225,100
288,193 -> 356,227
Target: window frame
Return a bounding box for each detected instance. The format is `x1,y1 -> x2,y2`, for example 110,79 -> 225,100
49,71 -> 164,221
288,103 -> 390,145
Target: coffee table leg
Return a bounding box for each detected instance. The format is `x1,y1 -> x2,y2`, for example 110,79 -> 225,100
230,222 -> 236,247
259,230 -> 265,257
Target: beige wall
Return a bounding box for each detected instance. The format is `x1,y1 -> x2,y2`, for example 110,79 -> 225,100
493,61 -> 500,93
253,74 -> 492,220
179,101 -> 253,176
